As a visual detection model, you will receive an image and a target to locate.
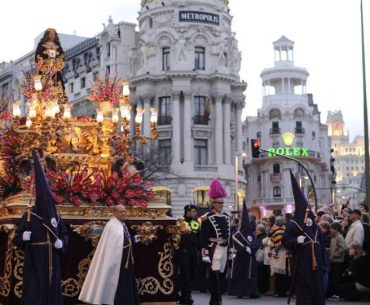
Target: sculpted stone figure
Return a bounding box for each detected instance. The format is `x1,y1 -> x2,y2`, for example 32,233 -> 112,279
175,37 -> 187,62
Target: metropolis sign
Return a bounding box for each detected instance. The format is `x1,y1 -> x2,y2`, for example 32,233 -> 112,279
268,147 -> 309,157
179,11 -> 220,26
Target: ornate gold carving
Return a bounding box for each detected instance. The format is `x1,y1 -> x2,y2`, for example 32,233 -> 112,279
13,248 -> 24,298
2,201 -> 172,220
70,221 -> 106,247
138,241 -> 174,295
61,278 -> 80,297
60,249 -> 95,297
0,232 -> 15,297
165,219 -> 191,250
131,221 -> 163,246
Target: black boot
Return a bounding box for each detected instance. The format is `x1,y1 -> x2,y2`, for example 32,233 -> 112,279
209,271 -> 221,305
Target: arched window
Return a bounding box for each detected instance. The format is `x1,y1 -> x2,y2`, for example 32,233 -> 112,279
193,188 -> 210,208
273,164 -> 280,174
273,186 -> 281,197
269,108 -> 281,120
294,108 -> 304,119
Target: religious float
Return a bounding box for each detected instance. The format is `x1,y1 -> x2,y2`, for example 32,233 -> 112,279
0,29 -> 186,305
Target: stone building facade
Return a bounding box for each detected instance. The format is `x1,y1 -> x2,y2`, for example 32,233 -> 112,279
244,36 -> 331,216
0,0 -> 247,216
327,110 -> 366,207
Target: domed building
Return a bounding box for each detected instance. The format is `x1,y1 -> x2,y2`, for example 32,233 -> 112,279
244,36 -> 331,216
130,0 -> 247,215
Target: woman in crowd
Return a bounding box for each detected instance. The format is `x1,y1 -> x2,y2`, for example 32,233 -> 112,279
328,222 -> 346,300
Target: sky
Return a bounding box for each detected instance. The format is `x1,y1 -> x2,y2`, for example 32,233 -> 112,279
1,0 -> 369,141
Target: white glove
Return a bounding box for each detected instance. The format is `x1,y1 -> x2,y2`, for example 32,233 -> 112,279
202,256 -> 211,264
22,231 -> 32,241
246,246 -> 252,254
297,236 -> 306,244
54,239 -> 63,249
134,235 -> 141,243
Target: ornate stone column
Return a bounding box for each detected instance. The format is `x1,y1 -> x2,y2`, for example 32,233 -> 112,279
223,97 -> 231,164
215,95 -> 223,165
171,92 -> 181,165
183,92 -> 192,163
235,102 -> 243,159
142,95 -> 152,136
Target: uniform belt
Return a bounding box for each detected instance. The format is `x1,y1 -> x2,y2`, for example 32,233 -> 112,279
209,238 -> 228,246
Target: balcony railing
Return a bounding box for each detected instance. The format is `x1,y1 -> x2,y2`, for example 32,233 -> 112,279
252,197 -> 294,206
194,165 -> 218,172
157,115 -> 172,126
295,128 -> 305,135
270,173 -> 282,182
193,115 -> 209,125
270,127 -> 281,135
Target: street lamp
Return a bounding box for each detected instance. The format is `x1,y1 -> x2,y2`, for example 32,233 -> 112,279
235,152 -> 247,212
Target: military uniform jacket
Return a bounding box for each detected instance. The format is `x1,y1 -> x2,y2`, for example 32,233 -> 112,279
200,211 -> 231,251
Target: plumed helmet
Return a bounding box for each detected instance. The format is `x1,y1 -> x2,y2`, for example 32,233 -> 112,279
208,179 -> 227,202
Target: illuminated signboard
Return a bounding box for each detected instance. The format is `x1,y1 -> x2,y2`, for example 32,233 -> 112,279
179,11 -> 220,26
268,147 -> 308,157
267,132 -> 308,157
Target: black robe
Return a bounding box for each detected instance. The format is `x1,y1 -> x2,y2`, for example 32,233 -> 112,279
282,220 -> 326,305
13,209 -> 68,305
228,231 -> 260,297
114,224 -> 140,305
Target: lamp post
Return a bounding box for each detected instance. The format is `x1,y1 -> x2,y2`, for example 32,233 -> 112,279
235,152 -> 247,212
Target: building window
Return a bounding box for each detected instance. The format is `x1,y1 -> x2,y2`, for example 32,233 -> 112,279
69,83 -> 74,93
256,131 -> 261,139
193,96 -> 208,125
158,139 -> 171,166
158,96 -> 172,125
272,141 -> 280,148
193,190 -> 210,208
93,71 -> 98,81
194,139 -> 208,165
162,47 -> 170,71
106,65 -> 110,76
295,121 -> 304,134
224,52 -> 228,66
195,46 -> 205,70
107,42 -> 111,57
273,186 -> 281,197
271,121 -> 280,134
273,164 -> 280,174
81,77 -> 86,89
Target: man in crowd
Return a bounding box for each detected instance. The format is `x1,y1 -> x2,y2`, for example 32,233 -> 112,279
282,172 -> 326,305
79,205 -> 140,305
13,151 -> 68,305
345,209 -> 364,248
200,179 -> 230,305
178,204 -> 200,305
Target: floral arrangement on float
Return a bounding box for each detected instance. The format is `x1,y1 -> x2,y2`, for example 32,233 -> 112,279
46,161 -> 154,207
88,74 -> 122,105
0,133 -> 155,208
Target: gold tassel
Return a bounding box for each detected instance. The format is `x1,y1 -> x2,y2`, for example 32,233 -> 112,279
311,243 -> 318,271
